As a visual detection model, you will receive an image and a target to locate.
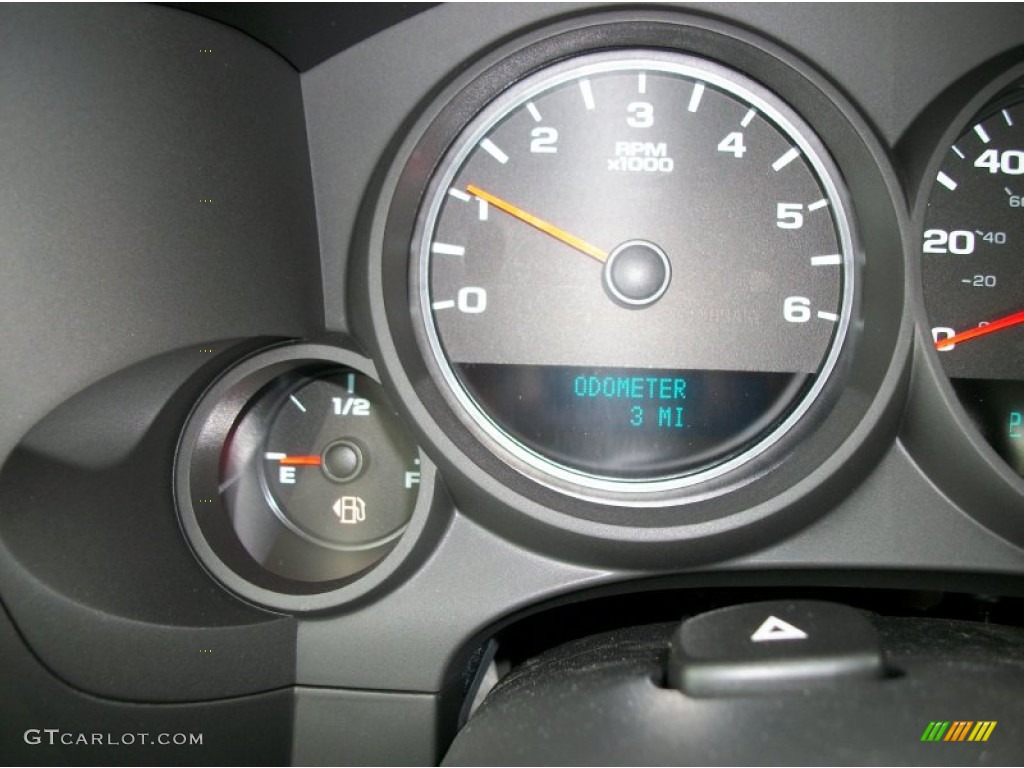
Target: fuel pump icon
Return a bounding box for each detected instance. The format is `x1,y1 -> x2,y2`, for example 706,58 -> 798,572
333,496 -> 366,525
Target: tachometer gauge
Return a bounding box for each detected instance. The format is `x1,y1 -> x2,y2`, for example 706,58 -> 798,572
412,50 -> 856,494
922,89 -> 1024,476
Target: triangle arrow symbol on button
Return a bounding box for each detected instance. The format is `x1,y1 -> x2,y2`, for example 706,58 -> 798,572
750,615 -> 809,642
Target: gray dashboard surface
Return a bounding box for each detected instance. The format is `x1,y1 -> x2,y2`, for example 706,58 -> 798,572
0,4 -> 322,467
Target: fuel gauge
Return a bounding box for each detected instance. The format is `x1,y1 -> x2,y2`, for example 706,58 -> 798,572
176,345 -> 434,609
259,372 -> 421,550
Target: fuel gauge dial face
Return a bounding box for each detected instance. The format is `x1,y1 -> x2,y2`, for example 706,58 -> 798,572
259,373 -> 421,550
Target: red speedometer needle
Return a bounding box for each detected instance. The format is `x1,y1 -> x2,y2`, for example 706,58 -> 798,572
466,184 -> 608,263
935,309 -> 1024,350
278,455 -> 322,466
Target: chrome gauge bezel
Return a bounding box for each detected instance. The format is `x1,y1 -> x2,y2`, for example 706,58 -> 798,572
902,60 -> 1024,548
359,10 -> 908,561
411,50 -> 858,496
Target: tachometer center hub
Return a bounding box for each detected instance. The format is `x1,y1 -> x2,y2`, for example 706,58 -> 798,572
603,239 -> 672,308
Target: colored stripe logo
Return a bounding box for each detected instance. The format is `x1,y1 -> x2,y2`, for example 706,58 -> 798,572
921,721 -> 997,742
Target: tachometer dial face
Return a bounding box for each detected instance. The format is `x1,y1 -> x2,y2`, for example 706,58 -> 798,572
414,51 -> 856,494
922,91 -> 1024,476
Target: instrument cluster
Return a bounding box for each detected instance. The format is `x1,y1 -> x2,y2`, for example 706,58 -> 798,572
2,9 -> 1024,763
165,8 -> 1024,606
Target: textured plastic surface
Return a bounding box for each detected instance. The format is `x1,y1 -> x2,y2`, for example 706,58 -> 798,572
0,4 -> 322,471
445,619 -> 1024,765
0,2 -> 319,704
0,602 -> 292,765
164,3 -> 438,72
292,688 -> 445,766
0,345 -> 297,702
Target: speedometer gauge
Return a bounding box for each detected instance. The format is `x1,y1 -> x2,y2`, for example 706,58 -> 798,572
922,89 -> 1024,477
413,50 -> 856,493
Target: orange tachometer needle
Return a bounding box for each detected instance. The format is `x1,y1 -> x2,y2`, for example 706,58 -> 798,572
279,455 -> 322,466
466,184 -> 608,263
935,309 -> 1024,350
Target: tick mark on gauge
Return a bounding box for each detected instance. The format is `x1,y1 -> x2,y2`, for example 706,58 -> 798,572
480,138 -> 508,164
937,171 -> 958,191
974,124 -> 991,144
952,145 -> 965,159
688,83 -> 705,113
448,187 -> 471,202
1003,109 -> 1014,127
740,109 -> 756,128
807,199 -> 829,212
817,311 -> 838,322
579,78 -> 596,110
526,101 -> 542,122
811,254 -> 841,266
432,299 -> 455,310
289,395 -> 307,413
772,147 -> 800,171
637,73 -> 646,94
432,242 -> 465,256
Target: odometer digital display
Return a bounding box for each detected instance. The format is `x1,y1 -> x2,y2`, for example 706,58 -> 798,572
457,364 -> 807,480
413,51 -> 856,493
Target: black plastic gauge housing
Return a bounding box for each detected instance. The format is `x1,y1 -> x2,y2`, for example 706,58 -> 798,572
175,343 -> 443,612
901,57 -> 1024,549
351,10 -> 909,567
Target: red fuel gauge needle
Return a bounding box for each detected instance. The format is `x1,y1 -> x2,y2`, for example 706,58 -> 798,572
935,308 -> 1024,350
278,455 -> 322,466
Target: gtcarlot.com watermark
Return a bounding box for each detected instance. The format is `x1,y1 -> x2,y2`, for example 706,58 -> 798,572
24,729 -> 203,747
